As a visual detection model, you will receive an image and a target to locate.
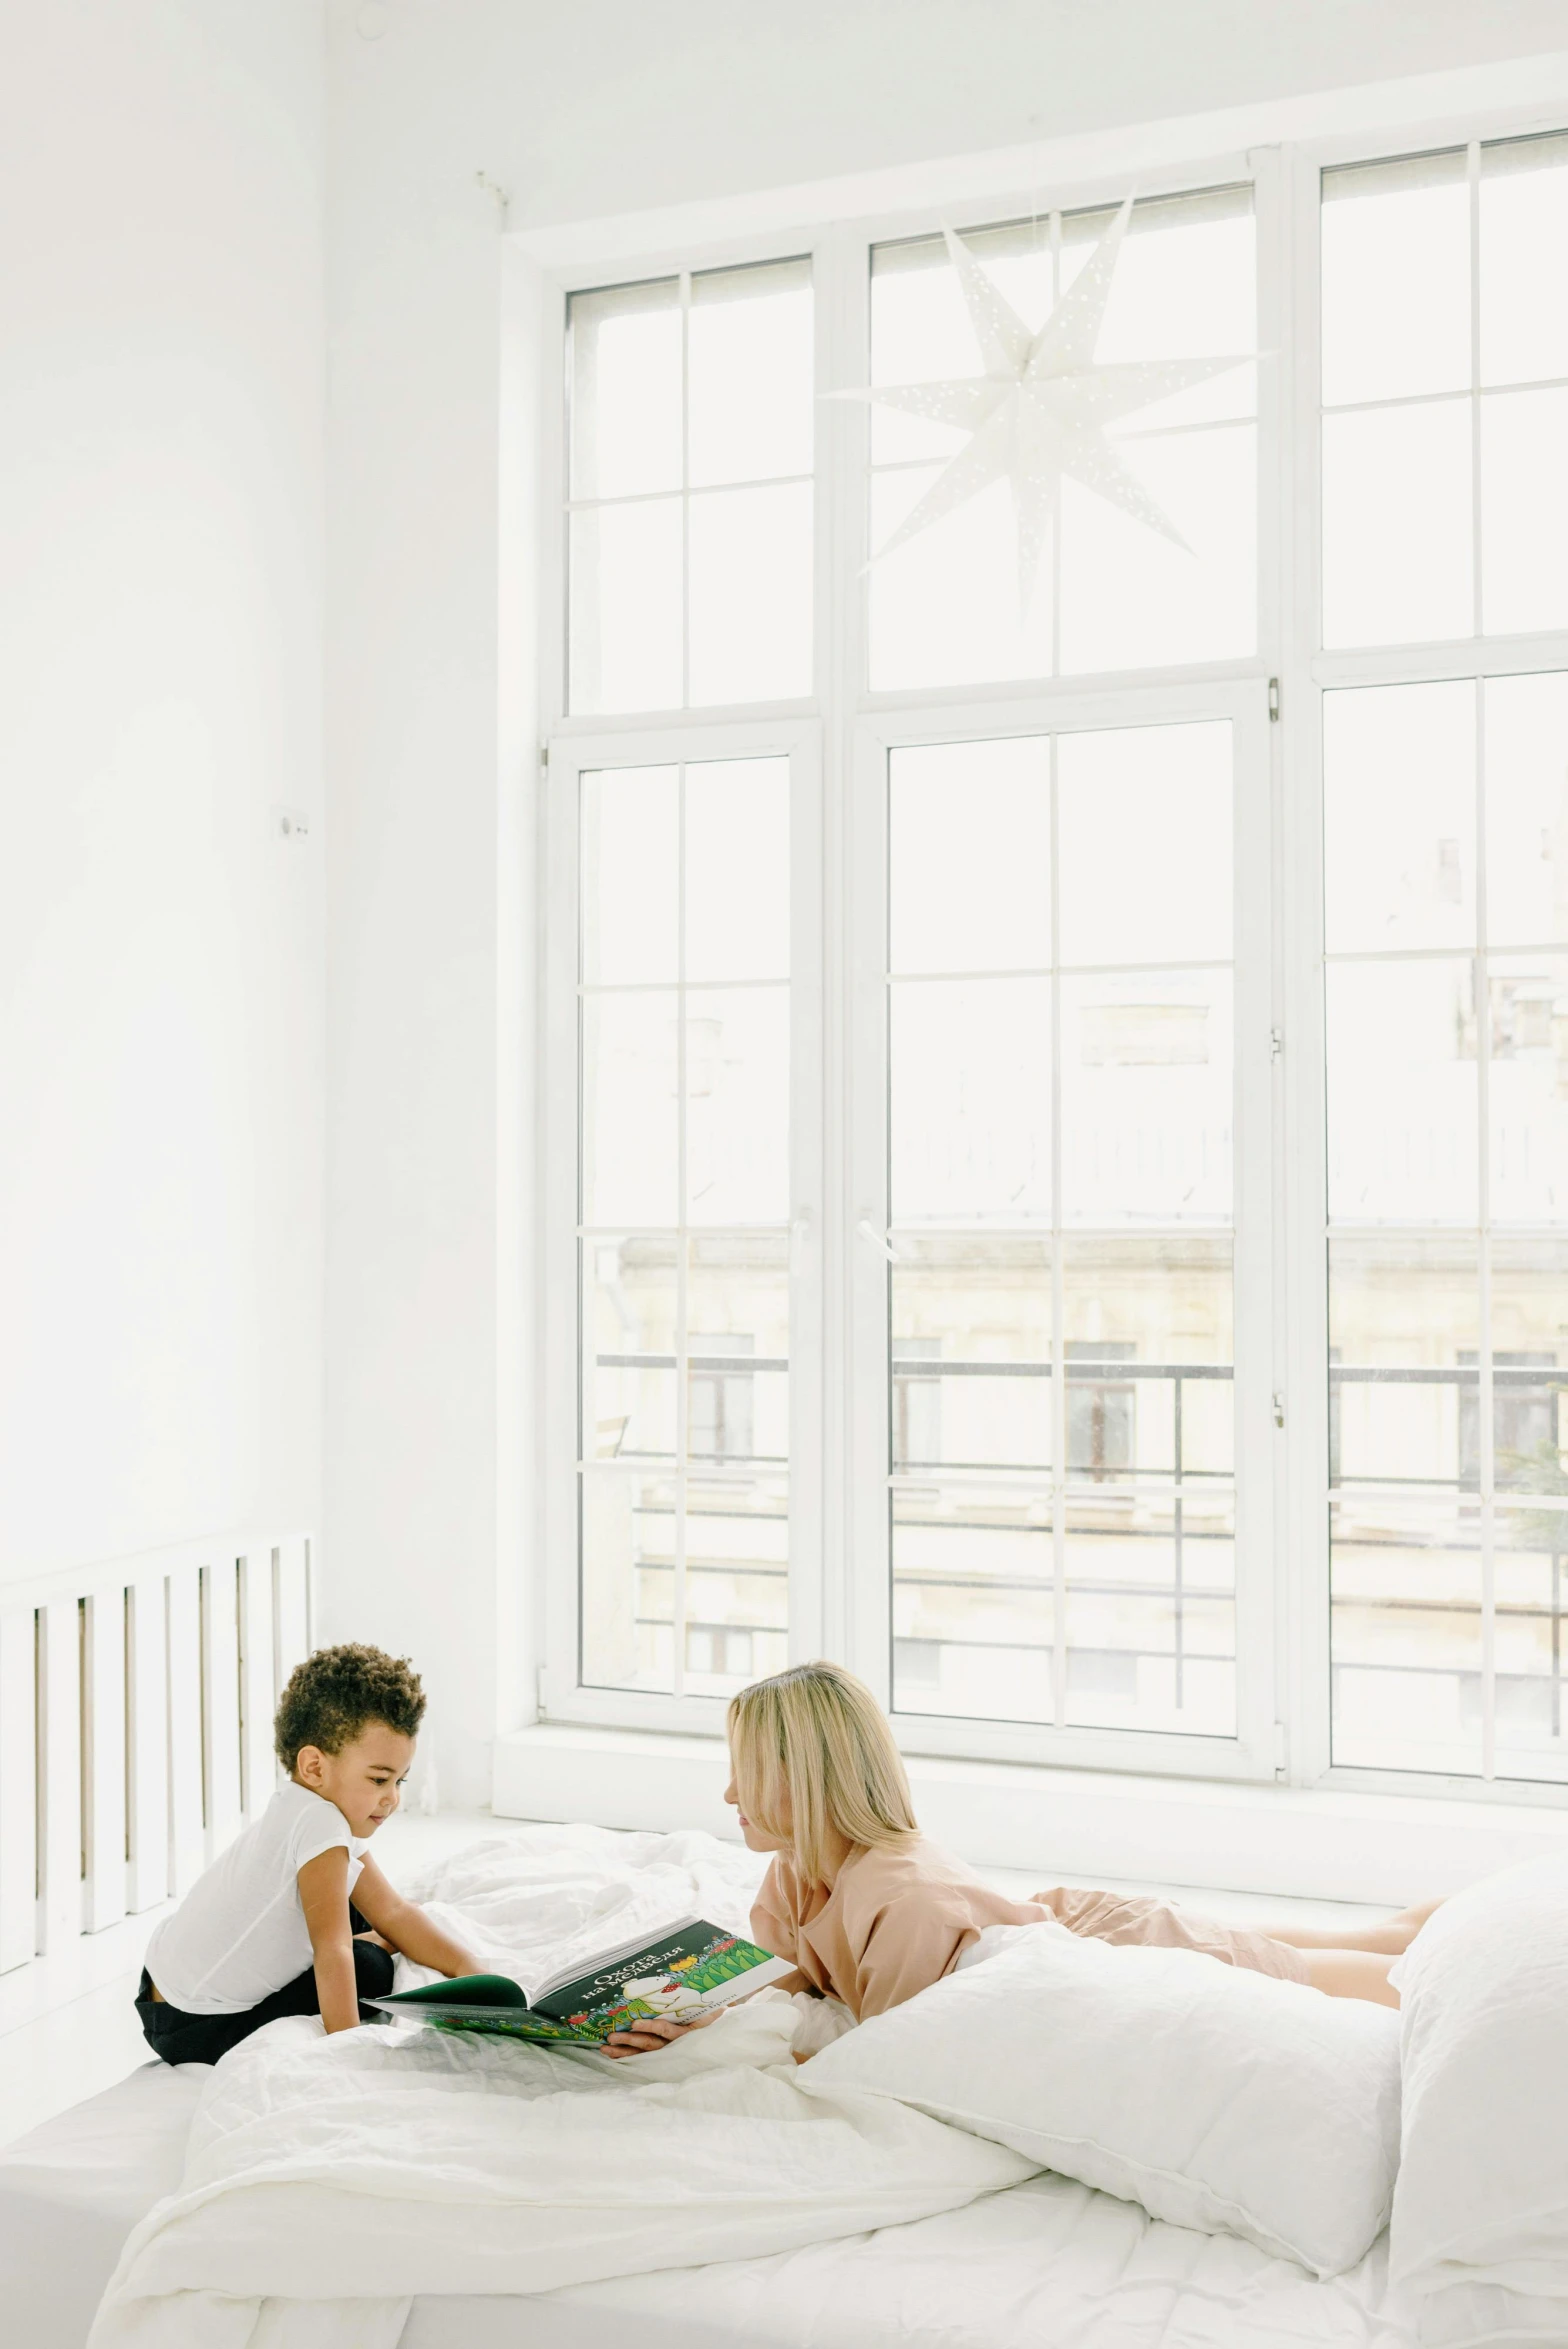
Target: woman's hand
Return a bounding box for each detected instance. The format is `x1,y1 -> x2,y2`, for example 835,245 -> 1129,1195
602,2011 -> 720,2059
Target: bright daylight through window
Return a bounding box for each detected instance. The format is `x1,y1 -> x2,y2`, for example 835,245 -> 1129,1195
1321,133 -> 1568,1784
551,127 -> 1568,1794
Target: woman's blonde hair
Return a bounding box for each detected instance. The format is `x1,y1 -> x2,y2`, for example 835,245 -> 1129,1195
727,1661 -> 918,1885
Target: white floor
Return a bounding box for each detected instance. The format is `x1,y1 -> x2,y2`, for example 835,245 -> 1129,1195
0,1808 -> 1389,2151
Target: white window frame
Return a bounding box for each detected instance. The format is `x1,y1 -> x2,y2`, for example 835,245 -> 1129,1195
528,84 -> 1568,1806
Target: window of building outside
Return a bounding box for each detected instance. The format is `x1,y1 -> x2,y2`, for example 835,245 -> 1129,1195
551,122 -> 1568,1795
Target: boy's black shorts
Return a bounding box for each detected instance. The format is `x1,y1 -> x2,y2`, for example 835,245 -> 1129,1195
136,1910 -> 395,2065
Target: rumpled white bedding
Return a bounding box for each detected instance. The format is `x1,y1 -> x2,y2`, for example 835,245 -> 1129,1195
86,1828 -> 1028,2349
83,1826 -> 1421,2349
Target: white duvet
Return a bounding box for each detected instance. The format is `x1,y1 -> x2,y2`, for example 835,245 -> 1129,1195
86,1826 -> 1419,2349
87,1828 -> 1029,2349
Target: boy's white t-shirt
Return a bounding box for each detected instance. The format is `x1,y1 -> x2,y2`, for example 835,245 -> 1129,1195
144,1782 -> 370,2014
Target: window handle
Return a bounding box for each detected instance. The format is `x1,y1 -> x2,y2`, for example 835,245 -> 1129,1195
856,1218 -> 900,1264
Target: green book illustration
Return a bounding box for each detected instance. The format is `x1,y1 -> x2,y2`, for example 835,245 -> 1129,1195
366,1917 -> 791,2046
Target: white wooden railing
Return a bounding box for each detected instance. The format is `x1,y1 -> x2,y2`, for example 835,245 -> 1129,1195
0,1532 -> 312,2017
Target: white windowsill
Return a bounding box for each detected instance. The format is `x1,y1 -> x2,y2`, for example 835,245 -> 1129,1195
494,1723 -> 1568,1906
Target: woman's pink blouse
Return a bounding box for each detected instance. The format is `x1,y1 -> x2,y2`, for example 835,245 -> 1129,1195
751,1836 -> 1050,2020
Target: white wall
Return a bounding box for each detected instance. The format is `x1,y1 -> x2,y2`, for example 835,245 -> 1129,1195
0,3 -> 326,1588
324,0 -> 1568,1805
337,0 -> 1568,232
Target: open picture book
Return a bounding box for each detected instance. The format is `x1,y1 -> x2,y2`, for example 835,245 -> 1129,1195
367,1916 -> 793,2044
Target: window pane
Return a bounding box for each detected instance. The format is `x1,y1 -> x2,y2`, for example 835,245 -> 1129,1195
581,766 -> 678,986
581,1468 -> 679,1693
1321,150 -> 1469,407
582,992 -> 679,1226
1480,133 -> 1568,390
1064,1484 -> 1234,1735
890,978 -> 1051,1223
686,987 -> 789,1225
1076,188 -> 1256,424
1057,423 -> 1256,674
1328,1238 -> 1479,1490
1063,1238 -> 1233,1480
1325,960 -> 1478,1224
685,758 -> 790,983
1331,1492 -> 1484,1775
1489,955 -> 1568,1224
1059,970 -> 1233,1225
1056,722 -> 1231,966
687,1235 -> 789,1467
582,1237 -> 678,1463
870,219 -> 1053,465
569,279 -> 682,500
577,756 -> 795,1699
1322,401 -> 1473,647
568,263 -> 812,715
889,738 -> 1050,976
1323,682 -> 1476,955
891,1485 -> 1053,1723
868,468 -> 1053,692
688,257 -> 814,488
684,1475 -> 789,1698
569,500 -> 683,715
1493,1499 -> 1568,1782
1485,672 -> 1568,950
687,481 -> 812,706
1480,388 -> 1568,637
884,720 -> 1237,1743
890,1235 -> 1052,1472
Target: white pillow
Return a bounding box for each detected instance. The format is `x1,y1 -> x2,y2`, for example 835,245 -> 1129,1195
1389,1852 -> 1568,2347
803,1919 -> 1401,2276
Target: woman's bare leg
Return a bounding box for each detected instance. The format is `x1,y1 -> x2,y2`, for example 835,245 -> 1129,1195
1257,1895 -> 1444,1957
1303,1949 -> 1401,2007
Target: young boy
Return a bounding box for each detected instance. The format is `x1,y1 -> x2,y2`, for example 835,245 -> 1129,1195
137,1642 -> 480,2064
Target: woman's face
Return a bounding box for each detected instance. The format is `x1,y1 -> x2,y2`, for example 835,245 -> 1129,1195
724,1753 -> 792,1853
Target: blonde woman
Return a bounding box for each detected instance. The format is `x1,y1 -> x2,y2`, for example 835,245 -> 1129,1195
605,1660 -> 1437,2055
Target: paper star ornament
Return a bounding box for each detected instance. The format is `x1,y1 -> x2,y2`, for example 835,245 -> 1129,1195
845,195 -> 1253,610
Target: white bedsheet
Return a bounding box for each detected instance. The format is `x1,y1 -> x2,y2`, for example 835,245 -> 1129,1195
0,1827 -> 1422,2349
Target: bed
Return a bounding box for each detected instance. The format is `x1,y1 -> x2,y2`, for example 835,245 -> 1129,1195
0,1823 -> 1423,2349
1,2056 -> 1416,2349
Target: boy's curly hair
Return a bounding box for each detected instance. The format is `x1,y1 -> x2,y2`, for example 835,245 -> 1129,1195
273,1643 -> 426,1773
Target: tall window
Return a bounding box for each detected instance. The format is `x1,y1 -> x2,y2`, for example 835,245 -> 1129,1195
1321,134 -> 1568,1785
545,120 -> 1568,1798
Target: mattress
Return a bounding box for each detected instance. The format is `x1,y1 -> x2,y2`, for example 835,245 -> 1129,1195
1,2060 -> 1417,2349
